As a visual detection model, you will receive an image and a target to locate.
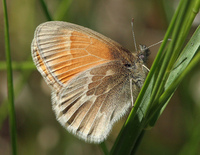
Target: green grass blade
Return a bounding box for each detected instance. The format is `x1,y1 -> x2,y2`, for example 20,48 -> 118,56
0,61 -> 35,70
165,26 -> 200,90
0,98 -> 8,129
152,0 -> 189,101
99,142 -> 109,155
148,0 -> 200,126
54,0 -> 73,21
148,26 -> 200,125
160,48 -> 200,106
110,0 -> 199,154
167,0 -> 200,71
2,0 -> 17,154
110,0 -> 180,153
39,0 -> 53,21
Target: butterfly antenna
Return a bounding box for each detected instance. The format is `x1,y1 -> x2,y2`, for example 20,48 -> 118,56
143,39 -> 172,50
131,18 -> 138,52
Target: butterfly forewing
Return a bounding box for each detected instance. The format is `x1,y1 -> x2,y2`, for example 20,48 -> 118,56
31,21 -> 135,91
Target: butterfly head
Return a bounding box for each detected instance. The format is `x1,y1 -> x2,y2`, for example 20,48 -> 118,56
137,44 -> 150,64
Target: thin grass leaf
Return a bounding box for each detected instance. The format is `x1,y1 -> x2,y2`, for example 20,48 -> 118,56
2,0 -> 17,154
161,0 -> 174,24
148,25 -> 200,126
54,0 -> 73,21
110,0 -> 180,153
146,0 -> 198,124
0,99 -> 8,129
166,27 -> 200,90
39,0 -> 53,21
148,0 -> 200,126
167,0 -> 200,70
110,0 -> 199,154
99,142 -> 109,155
0,61 -> 35,70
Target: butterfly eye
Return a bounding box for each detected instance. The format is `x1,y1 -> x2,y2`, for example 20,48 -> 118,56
124,63 -> 132,68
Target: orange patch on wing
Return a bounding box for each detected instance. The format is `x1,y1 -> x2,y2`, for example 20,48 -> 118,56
52,54 -> 108,75
37,30 -> 117,86
70,31 -> 115,60
46,50 -> 72,63
45,31 -> 115,85
70,34 -> 90,43
46,49 -> 90,65
86,37 -> 114,60
58,60 -> 106,84
70,31 -> 89,37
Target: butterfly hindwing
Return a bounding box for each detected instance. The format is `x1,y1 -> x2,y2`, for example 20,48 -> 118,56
52,61 -> 135,143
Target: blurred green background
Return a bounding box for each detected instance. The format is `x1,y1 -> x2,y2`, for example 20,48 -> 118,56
0,0 -> 200,155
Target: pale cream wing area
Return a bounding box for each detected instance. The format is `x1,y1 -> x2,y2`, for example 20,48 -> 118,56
52,61 -> 141,143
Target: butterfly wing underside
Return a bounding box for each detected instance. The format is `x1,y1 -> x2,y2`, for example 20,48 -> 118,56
31,21 -> 141,143
52,61 -> 141,143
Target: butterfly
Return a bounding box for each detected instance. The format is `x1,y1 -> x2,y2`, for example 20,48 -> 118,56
31,21 -> 150,143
